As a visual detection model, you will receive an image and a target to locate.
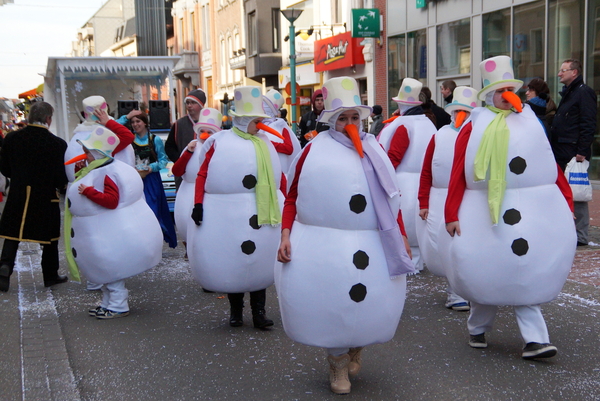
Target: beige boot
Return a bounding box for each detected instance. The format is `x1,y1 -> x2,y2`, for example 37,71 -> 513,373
348,347 -> 363,377
327,354 -> 351,394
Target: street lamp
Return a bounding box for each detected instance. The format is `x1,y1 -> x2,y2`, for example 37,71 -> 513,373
281,8 -> 303,134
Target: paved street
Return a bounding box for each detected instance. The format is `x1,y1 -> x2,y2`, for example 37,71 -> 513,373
1,195 -> 600,400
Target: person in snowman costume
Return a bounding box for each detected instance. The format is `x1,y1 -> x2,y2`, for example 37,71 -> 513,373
260,89 -> 301,176
377,78 -> 437,273
277,77 -> 413,395
189,86 -> 286,329
171,108 -> 222,259
65,126 -> 163,319
64,96 -> 136,291
417,86 -> 478,312
445,56 -> 575,359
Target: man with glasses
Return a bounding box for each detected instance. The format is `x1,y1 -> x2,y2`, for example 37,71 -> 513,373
550,59 -> 597,246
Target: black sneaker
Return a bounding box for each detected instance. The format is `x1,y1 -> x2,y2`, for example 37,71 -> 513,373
469,333 -> 487,348
88,306 -> 106,316
522,342 -> 557,359
229,311 -> 243,327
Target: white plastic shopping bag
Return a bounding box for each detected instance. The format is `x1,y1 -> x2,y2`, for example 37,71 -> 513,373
565,157 -> 593,202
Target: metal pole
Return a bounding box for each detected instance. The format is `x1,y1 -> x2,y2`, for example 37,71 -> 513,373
289,22 -> 298,134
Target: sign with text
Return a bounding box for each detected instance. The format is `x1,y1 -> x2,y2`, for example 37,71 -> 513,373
313,31 -> 365,72
352,9 -> 380,38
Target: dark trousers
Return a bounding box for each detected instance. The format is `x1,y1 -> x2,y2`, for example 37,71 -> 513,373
0,239 -> 60,281
228,289 -> 267,314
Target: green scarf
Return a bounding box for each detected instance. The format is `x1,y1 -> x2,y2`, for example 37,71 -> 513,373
233,127 -> 281,226
473,106 -> 512,225
64,157 -> 111,282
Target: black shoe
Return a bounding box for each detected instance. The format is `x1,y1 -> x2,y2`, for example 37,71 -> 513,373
577,241 -> 588,247
229,311 -> 243,327
469,333 -> 487,348
252,312 -> 274,329
202,288 -> 214,293
44,275 -> 68,287
522,342 -> 557,359
0,264 -> 10,292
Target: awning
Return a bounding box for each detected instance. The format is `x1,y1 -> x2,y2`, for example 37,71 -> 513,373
18,88 -> 37,99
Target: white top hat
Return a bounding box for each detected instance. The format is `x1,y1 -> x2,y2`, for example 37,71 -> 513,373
392,78 -> 423,105
263,89 -> 285,116
445,86 -> 479,114
477,56 -> 523,101
317,77 -> 372,123
193,107 -> 223,134
82,96 -> 108,122
228,86 -> 270,119
76,126 -> 120,159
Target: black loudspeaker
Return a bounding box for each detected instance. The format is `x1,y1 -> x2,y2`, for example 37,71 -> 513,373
149,100 -> 171,130
117,100 -> 139,118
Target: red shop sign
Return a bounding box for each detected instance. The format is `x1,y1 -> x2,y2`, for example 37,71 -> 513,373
313,31 -> 365,73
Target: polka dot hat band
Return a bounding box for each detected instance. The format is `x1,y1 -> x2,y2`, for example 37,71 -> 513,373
477,55 -> 523,101
392,77 -> 423,105
82,96 -> 108,123
194,107 -> 223,134
228,86 -> 270,119
317,76 -> 372,123
263,89 -> 284,116
445,86 -> 479,114
76,126 -> 120,158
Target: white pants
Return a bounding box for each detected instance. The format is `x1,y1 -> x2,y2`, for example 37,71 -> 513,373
467,302 -> 550,344
100,279 -> 129,312
410,246 -> 424,271
446,283 -> 468,305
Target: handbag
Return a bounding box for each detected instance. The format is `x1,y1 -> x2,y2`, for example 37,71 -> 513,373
564,157 -> 593,202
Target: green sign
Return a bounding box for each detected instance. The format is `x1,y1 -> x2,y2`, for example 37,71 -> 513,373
416,0 -> 426,8
351,8 -> 380,38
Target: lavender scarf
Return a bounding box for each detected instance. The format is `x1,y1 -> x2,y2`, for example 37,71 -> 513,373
328,129 -> 414,278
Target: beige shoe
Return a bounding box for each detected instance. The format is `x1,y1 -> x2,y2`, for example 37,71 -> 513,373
327,354 -> 351,394
348,347 -> 363,377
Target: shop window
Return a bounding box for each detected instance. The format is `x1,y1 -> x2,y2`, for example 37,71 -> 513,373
482,9 -> 510,60
388,34 -> 406,114
513,1 -> 545,81
436,18 -> 470,77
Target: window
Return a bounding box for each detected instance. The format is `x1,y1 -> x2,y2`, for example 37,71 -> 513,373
482,9 -> 510,60
513,1 -> 545,80
202,5 -> 211,50
436,18 -> 470,76
227,35 -> 234,83
388,34 -> 406,113
220,37 -> 226,84
407,29 -> 427,82
248,11 -> 257,55
178,18 -> 184,53
272,9 -> 280,52
189,12 -> 196,51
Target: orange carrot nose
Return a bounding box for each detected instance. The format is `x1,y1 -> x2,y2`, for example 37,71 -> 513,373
65,153 -> 87,165
344,124 -> 364,158
199,132 -> 210,140
256,122 -> 285,141
383,115 -> 399,124
501,91 -> 523,113
454,110 -> 467,129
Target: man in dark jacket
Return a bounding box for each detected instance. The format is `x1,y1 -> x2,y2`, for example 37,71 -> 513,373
165,88 -> 205,188
0,102 -> 69,291
550,58 -> 598,246
298,90 -> 328,147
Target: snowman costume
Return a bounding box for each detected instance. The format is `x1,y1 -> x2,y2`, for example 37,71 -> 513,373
276,77 -> 413,395
378,78 -> 437,272
188,87 -> 283,294
445,56 -> 575,357
172,108 -> 222,245
66,127 -> 162,314
417,86 -> 478,310
260,89 -> 301,176
65,96 -> 135,182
